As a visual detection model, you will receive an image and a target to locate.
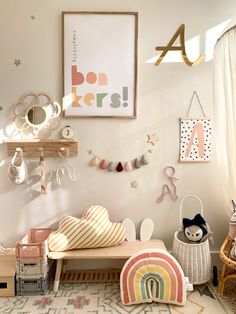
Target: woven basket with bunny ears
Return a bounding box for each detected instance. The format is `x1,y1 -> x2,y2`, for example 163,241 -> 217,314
172,195 -> 211,285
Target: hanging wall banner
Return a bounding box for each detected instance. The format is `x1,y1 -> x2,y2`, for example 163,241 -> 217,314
62,12 -> 138,118
179,92 -> 212,162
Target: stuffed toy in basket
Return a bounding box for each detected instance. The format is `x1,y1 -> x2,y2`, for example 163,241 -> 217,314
172,195 -> 212,285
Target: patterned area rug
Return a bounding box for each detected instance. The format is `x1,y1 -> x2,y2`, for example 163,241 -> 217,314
0,270 -> 234,314
214,280 -> 236,314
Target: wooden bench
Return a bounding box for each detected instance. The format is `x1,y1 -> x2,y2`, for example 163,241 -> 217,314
48,239 -> 166,291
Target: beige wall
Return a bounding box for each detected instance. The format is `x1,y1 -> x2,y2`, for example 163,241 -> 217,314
0,0 -> 235,250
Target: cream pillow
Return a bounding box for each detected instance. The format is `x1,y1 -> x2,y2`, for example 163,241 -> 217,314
49,205 -> 126,251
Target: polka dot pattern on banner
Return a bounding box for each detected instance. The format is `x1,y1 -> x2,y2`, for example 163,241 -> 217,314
179,118 -> 212,162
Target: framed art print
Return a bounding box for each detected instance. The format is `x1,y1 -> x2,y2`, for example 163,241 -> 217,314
179,118 -> 212,162
179,91 -> 212,162
62,12 -> 138,118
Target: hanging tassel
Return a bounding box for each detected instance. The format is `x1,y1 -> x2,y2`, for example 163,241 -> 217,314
116,162 -> 123,172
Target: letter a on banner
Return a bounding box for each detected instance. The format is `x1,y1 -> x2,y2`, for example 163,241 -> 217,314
179,91 -> 212,162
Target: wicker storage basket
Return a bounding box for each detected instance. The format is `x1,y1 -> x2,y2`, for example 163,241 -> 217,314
172,195 -> 211,285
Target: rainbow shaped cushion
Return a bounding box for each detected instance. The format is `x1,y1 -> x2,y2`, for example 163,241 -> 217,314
120,249 -> 186,306
49,205 -> 126,251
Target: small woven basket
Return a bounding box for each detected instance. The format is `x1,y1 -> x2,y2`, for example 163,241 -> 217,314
172,195 -> 211,285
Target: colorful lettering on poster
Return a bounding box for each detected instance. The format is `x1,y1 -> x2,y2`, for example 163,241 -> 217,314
71,65 -> 128,108
72,66 -> 108,86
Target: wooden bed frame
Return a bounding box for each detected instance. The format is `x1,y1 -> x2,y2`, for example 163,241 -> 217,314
48,239 -> 166,291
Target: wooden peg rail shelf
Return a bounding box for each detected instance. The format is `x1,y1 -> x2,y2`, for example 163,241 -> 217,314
5,139 -> 78,157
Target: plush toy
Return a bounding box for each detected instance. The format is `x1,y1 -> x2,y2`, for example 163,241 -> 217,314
183,213 -> 213,243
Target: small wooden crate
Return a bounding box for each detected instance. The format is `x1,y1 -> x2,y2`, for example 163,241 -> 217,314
16,228 -> 53,260
0,249 -> 16,297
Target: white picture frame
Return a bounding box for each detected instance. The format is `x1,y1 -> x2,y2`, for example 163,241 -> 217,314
62,12 -> 138,118
179,117 -> 212,162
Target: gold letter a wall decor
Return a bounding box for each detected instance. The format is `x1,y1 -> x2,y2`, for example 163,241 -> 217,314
155,24 -> 204,67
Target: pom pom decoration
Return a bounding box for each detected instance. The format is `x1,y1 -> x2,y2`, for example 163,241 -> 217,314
116,162 -> 123,172
90,156 -> 99,166
108,161 -> 115,172
99,159 -> 107,170
141,153 -> 150,165
134,158 -> 141,169
86,135 -> 157,174
124,161 -> 133,171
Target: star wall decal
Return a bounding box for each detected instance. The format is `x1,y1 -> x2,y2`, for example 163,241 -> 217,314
147,133 -> 159,146
131,181 -> 138,188
14,59 -> 21,67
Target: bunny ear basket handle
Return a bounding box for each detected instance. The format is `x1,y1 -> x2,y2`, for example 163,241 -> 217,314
179,194 -> 204,230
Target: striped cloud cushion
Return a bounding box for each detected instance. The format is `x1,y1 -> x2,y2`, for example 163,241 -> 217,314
49,205 -> 126,251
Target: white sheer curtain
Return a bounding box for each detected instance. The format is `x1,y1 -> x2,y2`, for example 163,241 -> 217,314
213,26 -> 236,213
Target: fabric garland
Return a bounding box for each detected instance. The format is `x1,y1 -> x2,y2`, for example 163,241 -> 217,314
88,150 -> 152,173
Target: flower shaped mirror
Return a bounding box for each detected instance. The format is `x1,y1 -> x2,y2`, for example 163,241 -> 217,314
12,92 -> 61,138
